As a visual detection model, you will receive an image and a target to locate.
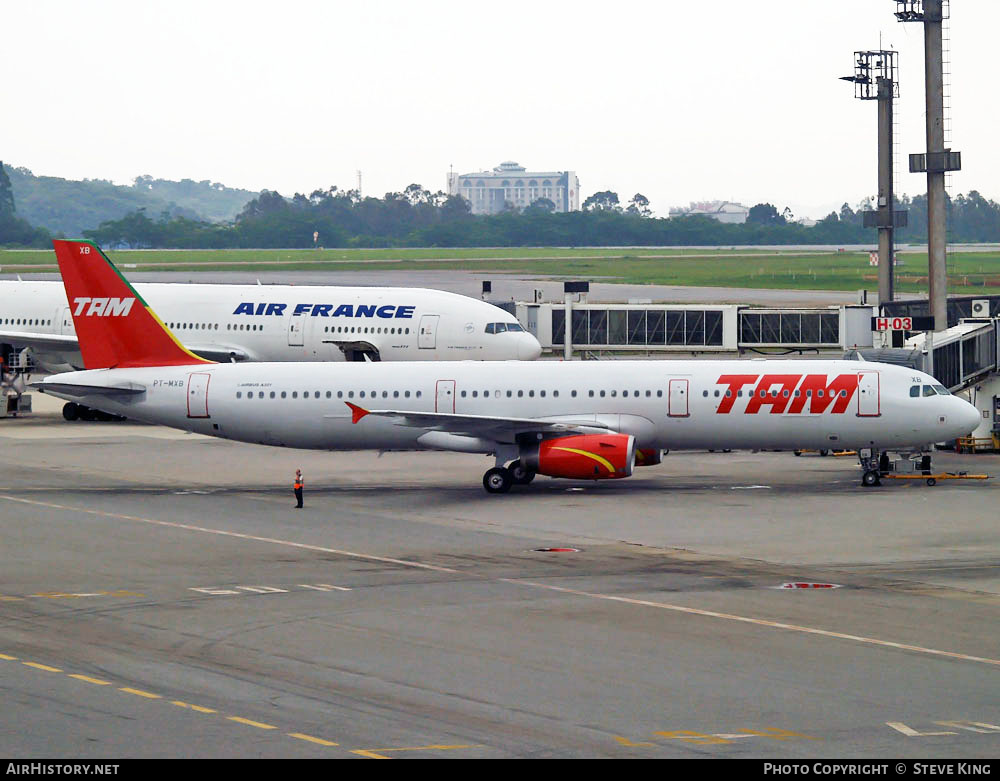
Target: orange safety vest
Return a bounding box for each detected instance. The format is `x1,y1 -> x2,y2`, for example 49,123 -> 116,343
294,476 -> 304,489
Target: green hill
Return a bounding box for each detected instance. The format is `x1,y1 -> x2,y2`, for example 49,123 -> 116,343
4,164 -> 259,237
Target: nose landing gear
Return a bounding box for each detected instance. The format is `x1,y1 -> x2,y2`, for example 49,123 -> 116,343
858,449 -> 936,488
858,448 -> 893,487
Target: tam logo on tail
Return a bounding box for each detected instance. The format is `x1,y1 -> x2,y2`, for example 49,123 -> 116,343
52,239 -> 212,369
72,297 -> 136,317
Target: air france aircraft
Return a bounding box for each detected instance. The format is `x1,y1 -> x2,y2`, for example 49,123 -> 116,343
37,240 -> 981,493
0,267 -> 541,373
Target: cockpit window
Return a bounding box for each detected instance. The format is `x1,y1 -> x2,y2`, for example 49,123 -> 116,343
485,321 -> 523,334
932,384 -> 950,395
910,385 -> 920,398
922,385 -> 936,397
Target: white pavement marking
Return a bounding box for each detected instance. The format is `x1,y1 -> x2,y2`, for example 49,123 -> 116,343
887,722 -> 958,737
0,494 -> 460,575
498,579 -> 1000,669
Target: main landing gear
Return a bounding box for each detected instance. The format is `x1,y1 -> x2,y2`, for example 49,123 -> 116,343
482,460 -> 537,494
62,402 -> 126,422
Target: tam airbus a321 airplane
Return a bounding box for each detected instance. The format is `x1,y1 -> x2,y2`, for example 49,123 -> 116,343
0,243 -> 541,373
37,239 -> 981,493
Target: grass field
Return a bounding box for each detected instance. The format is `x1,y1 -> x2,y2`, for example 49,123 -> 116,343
3,246 -> 1000,294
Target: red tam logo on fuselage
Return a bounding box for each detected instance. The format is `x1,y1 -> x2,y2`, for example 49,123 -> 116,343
715,373 -> 858,414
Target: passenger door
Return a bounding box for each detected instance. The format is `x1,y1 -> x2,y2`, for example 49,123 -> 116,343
857,371 -> 880,417
419,314 -> 439,349
186,372 -> 211,418
287,316 -> 304,347
59,307 -> 75,336
668,378 -> 689,417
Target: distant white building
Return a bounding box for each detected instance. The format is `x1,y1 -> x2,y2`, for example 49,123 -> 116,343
668,200 -> 749,224
448,161 -> 580,215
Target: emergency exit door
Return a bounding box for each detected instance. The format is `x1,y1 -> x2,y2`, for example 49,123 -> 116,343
668,379 -> 689,417
435,379 -> 455,413
187,372 -> 211,418
419,314 -> 439,349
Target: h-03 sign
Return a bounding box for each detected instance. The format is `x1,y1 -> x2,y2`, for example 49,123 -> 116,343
872,316 -> 935,331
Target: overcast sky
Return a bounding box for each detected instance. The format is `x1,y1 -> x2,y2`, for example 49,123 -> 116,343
4,1 -> 997,220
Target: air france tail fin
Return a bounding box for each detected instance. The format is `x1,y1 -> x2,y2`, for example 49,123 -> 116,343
52,239 -> 213,369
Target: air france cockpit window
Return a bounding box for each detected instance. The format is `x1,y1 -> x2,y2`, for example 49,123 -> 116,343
485,322 -> 524,334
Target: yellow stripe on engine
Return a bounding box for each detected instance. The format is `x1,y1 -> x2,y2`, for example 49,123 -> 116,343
551,447 -> 615,473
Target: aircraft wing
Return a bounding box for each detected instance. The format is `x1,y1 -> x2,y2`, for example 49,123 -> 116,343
0,330 -> 79,350
0,330 -> 249,364
322,340 -> 381,361
336,402 -> 613,440
33,381 -> 146,398
185,344 -> 252,363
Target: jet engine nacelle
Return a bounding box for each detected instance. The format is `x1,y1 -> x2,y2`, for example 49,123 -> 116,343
635,448 -> 662,467
523,433 -> 636,480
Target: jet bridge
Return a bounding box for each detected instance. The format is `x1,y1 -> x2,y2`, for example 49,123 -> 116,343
517,302 -> 876,355
847,319 -> 1000,449
846,319 -> 999,393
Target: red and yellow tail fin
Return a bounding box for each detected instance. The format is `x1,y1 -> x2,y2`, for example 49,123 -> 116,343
52,239 -> 213,369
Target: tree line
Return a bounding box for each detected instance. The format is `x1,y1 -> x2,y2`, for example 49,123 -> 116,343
2,165 -> 259,239
5,175 -> 1000,249
0,162 -> 51,247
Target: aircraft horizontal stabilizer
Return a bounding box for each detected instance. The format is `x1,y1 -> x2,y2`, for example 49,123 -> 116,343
0,331 -> 79,352
34,381 -> 146,398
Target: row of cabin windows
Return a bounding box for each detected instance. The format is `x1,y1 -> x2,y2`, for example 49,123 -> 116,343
234,388 -> 676,401
702,388 -> 849,399
462,389 -> 667,399
4,318 -> 52,326
168,322 -> 223,331
236,389 -> 424,400
167,323 -> 270,332
323,326 -> 410,335
231,386 -> 916,402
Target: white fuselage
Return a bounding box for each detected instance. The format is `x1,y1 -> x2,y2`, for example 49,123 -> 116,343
0,280 -> 541,369
40,359 -> 982,455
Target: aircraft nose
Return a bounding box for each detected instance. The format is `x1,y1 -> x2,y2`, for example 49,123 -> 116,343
518,333 -> 542,360
958,398 -> 982,434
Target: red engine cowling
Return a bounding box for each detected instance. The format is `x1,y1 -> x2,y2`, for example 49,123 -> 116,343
635,448 -> 662,467
530,433 -> 636,480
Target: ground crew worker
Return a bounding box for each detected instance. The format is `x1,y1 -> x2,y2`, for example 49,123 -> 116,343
293,469 -> 304,508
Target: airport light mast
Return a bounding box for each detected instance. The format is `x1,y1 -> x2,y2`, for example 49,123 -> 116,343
841,49 -> 906,305
894,0 -> 961,340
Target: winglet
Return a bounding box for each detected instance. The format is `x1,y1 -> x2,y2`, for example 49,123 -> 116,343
345,401 -> 370,424
52,239 -> 213,369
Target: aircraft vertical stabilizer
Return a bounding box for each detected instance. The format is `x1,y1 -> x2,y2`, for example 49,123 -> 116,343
52,239 -> 213,369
